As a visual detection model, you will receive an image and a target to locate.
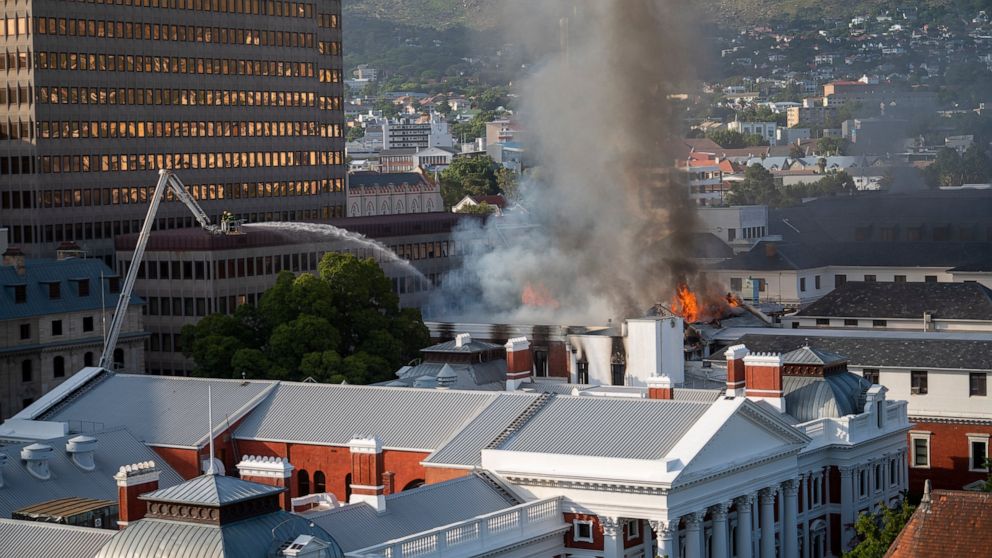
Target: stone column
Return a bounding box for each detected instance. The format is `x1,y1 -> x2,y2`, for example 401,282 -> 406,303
684,512 -> 704,558
601,517 -> 624,558
643,520 -> 655,558
711,502 -> 730,558
839,466 -> 855,550
759,487 -> 777,558
734,494 -> 754,558
783,479 -> 800,558
653,520 -> 676,558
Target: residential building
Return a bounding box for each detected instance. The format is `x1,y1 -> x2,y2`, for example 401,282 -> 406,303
696,205 -> 769,253
381,115 -> 452,150
885,486 -> 992,558
678,152 -> 737,206
114,215 -> 478,375
378,148 -> 418,173
0,0 -> 346,260
485,120 -> 523,146
346,171 -> 442,217
788,105 -> 838,128
0,248 -> 146,418
451,194 -> 508,216
728,121 -> 779,145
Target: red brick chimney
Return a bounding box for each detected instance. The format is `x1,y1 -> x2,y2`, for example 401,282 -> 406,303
382,471 -> 396,496
113,461 -> 160,529
504,337 -> 533,391
236,455 -> 294,511
348,436 -> 385,512
725,344 -> 750,397
743,352 -> 785,412
647,375 -> 674,400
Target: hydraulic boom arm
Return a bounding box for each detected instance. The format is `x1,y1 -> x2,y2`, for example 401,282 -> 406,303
99,170 -> 224,370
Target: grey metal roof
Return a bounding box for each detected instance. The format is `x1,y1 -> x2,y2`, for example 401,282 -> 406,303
517,382 -> 723,403
783,373 -> 871,423
393,360 -> 507,390
0,518 -> 115,558
234,383 -> 502,450
795,281 -> 992,320
500,396 -> 711,460
309,473 -> 518,553
708,334 -> 992,371
141,474 -> 282,506
348,171 -> 425,188
782,346 -> 848,366
96,510 -> 343,558
422,339 -> 504,353
44,375 -> 277,448
0,258 -> 142,320
425,393 -> 541,466
0,428 -> 184,520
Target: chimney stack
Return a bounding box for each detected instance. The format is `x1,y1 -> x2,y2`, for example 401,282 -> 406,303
743,353 -> 785,412
647,375 -> 674,400
237,455 -> 294,511
114,461 -> 160,528
21,443 -> 53,480
764,242 -> 778,258
348,436 -> 385,513
3,247 -> 26,276
66,435 -> 99,471
382,471 -> 396,496
454,333 -> 471,348
725,344 -> 750,397
504,337 -> 533,391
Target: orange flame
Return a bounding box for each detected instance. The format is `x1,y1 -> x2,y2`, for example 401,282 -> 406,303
521,282 -> 560,309
670,283 -> 701,323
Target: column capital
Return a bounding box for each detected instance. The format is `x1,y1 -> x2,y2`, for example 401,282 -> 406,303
759,486 -> 778,501
651,519 -> 676,538
783,478 -> 801,497
686,511 -> 706,527
600,516 -> 621,536
711,501 -> 731,520
839,465 -> 855,477
735,493 -> 755,507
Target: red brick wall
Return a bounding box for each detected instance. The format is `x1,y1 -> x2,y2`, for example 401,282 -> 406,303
152,446 -> 200,480
727,358 -> 746,389
548,341 -> 569,379
745,364 -> 782,395
908,421 -> 992,494
624,519 -> 644,549
117,480 -> 158,525
425,466 -> 472,484
563,513 -> 603,551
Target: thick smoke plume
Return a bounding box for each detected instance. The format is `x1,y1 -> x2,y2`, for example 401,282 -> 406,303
432,0 -> 702,324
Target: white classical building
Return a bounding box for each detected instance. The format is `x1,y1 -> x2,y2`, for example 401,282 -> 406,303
346,171 -> 442,217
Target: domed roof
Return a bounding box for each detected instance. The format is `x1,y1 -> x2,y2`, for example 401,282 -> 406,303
783,372 -> 871,423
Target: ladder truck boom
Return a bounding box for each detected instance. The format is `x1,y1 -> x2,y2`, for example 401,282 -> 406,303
99,169 -> 239,370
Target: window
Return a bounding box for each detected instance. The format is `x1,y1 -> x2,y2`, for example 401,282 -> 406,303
874,464 -> 883,492
21,359 -> 32,382
844,319 -> 858,327
53,356 -> 65,377
577,360 -> 589,384
816,318 -> 830,326
313,471 -> 326,493
863,369 -> 879,385
297,470 -> 310,496
800,277 -> 807,292
83,316 -> 94,332
970,373 -> 987,397
889,459 -> 898,486
859,469 -> 868,497
812,476 -> 822,506
113,348 -> 124,369
52,319 -> 63,336
78,279 -> 90,296
14,284 -> 26,303
834,274 -> 847,288
969,436 -> 989,472
911,371 -> 928,395
84,352 -> 94,367
572,520 -> 594,543
626,519 -> 640,541
911,432 -> 931,468
815,275 -> 821,289
872,320 -> 887,328
894,275 -> 906,283
864,274 -> 876,282
19,323 -> 30,340
730,277 -> 743,291
48,282 -> 61,299
533,349 -> 548,378
924,275 -> 938,283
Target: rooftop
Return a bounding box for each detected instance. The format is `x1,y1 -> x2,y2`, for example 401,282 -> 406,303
0,258 -> 140,320
710,240 -> 992,271
348,171 -> 427,188
885,489 -> 992,558
141,473 -> 283,506
794,281 -> 992,320
0,519 -> 115,558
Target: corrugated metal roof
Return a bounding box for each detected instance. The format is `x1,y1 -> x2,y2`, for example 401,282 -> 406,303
422,339 -> 504,353
45,375 -> 277,448
309,473 -> 517,553
0,518 -> 115,558
782,346 -> 847,365
15,497 -> 115,519
0,258 -> 142,320
141,474 -> 282,506
783,373 -> 870,423
0,428 -> 184,520
393,360 -> 507,390
95,510 -> 343,558
500,396 -> 711,460
234,383 -> 500,450
424,393 -> 540,466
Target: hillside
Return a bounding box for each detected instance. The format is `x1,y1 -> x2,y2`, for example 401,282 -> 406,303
343,0 -> 498,30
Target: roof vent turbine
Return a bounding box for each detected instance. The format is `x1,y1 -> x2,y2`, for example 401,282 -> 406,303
66,435 -> 99,471
21,443 -> 53,480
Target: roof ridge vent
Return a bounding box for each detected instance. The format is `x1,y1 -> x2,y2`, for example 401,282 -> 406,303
66,435 -> 99,471
21,443 -> 54,480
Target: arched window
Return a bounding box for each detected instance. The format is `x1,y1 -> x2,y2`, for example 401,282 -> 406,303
84,352 -> 94,367
298,470 -> 310,496
113,348 -> 124,369
21,360 -> 32,382
313,471 -> 326,493
351,203 -> 360,216
402,479 -> 424,491
53,356 -> 65,378
366,201 -> 374,215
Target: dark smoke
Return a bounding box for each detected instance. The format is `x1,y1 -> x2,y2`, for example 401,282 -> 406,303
431,0 -> 704,324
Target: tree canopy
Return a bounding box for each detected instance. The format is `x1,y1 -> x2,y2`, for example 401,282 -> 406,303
844,498 -> 914,558
181,253 -> 430,384
728,164 -> 856,207
922,146 -> 992,188
439,155 -> 500,207
706,129 -> 769,149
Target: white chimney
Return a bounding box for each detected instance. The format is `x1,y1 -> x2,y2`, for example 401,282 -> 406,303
21,443 -> 53,480
624,318 -> 685,386
454,333 -> 471,348
66,435 -> 99,471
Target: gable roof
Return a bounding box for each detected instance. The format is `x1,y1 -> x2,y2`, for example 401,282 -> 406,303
0,519 -> 115,558
348,172 -> 426,188
424,392 -> 541,467
233,383 -> 507,450
795,281 -> 992,320
0,258 -> 141,320
141,474 -> 282,506
885,490 -> 992,558
309,473 -> 519,553
40,375 -> 277,448
0,428 -> 184,520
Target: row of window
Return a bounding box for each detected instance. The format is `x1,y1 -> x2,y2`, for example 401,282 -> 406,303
55,0 -> 322,19
911,432 -> 989,472
35,52 -> 326,79
0,50 -> 29,71
34,18 -> 321,49
11,280 -> 118,304
35,86 -> 334,109
32,120 -> 342,140
810,318 -> 890,328
20,355 -> 72,383
859,368 -> 988,398
3,206 -> 346,245
39,150 -> 344,174
0,16 -> 29,38
854,224 -> 991,242
855,458 -> 903,500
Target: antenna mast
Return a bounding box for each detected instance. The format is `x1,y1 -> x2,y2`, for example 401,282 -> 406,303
206,385 -> 218,475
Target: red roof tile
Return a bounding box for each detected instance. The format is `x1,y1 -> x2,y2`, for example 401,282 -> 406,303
885,490 -> 992,558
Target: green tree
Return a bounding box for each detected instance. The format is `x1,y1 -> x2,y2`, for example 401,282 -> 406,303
346,124 -> 365,143
455,201 -> 497,215
844,498 -> 915,558
923,146 -> 992,188
181,253 -> 429,384
439,155 -> 499,207
727,164 -> 780,206
817,137 -> 849,156
789,143 -> 806,159
706,129 -> 768,149
496,167 -> 520,200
